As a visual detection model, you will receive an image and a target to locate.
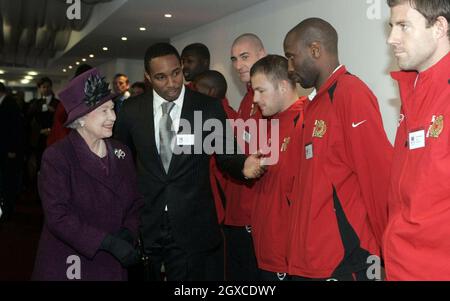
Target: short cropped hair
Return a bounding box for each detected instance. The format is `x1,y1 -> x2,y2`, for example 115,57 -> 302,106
250,55 -> 296,89
387,0 -> 450,39
144,43 -> 181,73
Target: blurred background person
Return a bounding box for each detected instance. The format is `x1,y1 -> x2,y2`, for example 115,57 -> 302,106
0,82 -> 25,220
181,43 -> 210,89
130,81 -> 146,97
112,73 -> 130,115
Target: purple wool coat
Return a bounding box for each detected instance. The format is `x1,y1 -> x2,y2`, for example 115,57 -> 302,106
32,130 -> 143,281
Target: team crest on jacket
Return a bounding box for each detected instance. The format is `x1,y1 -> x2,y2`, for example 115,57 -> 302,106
312,120 -> 327,138
427,115 -> 444,138
281,137 -> 291,152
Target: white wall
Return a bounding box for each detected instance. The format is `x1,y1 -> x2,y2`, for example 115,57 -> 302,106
172,0 -> 400,144
97,58 -> 146,86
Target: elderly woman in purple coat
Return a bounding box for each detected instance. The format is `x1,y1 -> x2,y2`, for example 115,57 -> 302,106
32,68 -> 143,281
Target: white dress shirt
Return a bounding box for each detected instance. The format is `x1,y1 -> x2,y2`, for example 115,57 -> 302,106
153,86 -> 185,212
153,85 -> 185,153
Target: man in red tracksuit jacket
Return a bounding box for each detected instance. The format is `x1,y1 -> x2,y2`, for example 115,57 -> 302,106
384,0 -> 450,280
249,55 -> 306,281
181,43 -> 210,91
226,33 -> 266,280
284,18 -> 393,280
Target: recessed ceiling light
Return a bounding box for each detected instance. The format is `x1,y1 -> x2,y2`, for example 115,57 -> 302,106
76,61 -> 80,65
24,75 -> 33,80
21,79 -> 30,84
63,69 -> 67,72
28,71 -> 38,76
102,47 -> 108,51
139,27 -> 146,31
121,37 -> 128,41
68,65 -> 73,69
0,70 -> 4,74
0,79 -> 5,83
82,58 -> 87,62
164,13 -> 172,18
89,54 -> 94,58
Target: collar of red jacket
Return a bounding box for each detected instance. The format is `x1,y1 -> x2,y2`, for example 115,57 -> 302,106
390,51 -> 450,88
270,96 -> 307,120
313,65 -> 347,101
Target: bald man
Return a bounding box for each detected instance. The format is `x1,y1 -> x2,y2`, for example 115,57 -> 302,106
223,33 -> 267,280
284,18 -> 393,280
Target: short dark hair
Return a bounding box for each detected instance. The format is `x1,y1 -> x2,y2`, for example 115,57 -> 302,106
250,55 -> 296,89
194,70 -> 228,99
73,64 -> 92,79
131,81 -> 146,90
387,0 -> 450,39
144,42 -> 181,73
37,77 -> 52,88
181,43 -> 211,62
286,18 -> 339,56
0,82 -> 6,93
113,73 -> 129,83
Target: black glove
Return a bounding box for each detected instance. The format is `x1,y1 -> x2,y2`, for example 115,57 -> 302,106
112,227 -> 135,245
100,234 -> 140,268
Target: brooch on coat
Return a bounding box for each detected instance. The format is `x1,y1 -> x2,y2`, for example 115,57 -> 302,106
114,148 -> 126,159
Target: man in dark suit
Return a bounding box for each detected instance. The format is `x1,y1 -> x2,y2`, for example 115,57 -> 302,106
0,83 -> 24,220
114,43 -> 265,281
27,77 -> 59,172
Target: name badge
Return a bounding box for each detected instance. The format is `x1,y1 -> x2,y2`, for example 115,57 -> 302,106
177,134 -> 195,146
409,129 -> 425,150
305,143 -> 313,160
243,131 -> 252,144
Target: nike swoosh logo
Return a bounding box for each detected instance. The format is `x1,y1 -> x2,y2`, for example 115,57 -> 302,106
352,120 -> 367,128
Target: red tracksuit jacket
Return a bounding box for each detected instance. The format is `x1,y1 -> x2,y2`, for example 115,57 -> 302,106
224,86 -> 262,226
286,66 -> 393,278
383,52 -> 450,280
251,97 -> 305,273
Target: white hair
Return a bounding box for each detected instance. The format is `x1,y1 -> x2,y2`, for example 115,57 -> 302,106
67,118 -> 84,129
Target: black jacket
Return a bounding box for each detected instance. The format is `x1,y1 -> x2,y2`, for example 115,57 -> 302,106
114,89 -> 246,254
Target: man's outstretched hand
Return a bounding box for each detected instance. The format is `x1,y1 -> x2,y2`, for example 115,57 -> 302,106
242,151 -> 267,179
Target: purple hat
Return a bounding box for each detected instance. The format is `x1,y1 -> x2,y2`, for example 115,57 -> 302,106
59,68 -> 118,127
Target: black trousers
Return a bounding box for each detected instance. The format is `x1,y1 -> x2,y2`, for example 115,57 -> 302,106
0,156 -> 21,219
223,225 -> 258,281
146,212 -> 220,281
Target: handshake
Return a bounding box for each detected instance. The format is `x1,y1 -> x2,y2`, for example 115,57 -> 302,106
242,151 -> 268,180
100,228 -> 141,268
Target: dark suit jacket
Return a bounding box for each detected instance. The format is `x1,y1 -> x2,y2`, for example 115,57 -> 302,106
114,89 -> 247,254
0,95 -> 24,159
